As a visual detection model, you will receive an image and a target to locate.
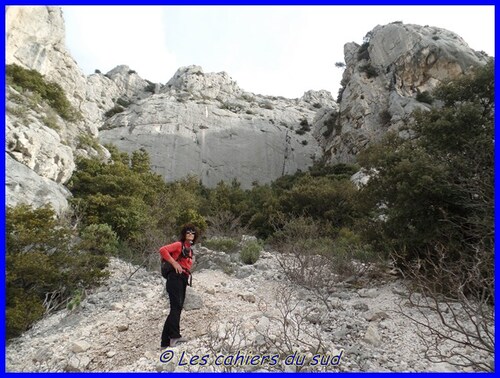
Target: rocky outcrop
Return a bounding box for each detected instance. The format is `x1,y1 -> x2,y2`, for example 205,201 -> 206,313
6,6 -> 337,195
5,6 -> 161,212
6,93 -> 75,184
6,6 -> 491,207
104,65 -> 155,100
100,66 -> 336,188
6,154 -> 71,214
321,22 -> 490,163
6,6 -> 125,130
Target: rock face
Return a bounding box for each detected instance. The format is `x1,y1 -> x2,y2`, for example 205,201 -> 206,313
100,65 -> 334,188
6,154 -> 72,214
7,6 -> 119,130
319,22 -> 489,163
5,6 -> 160,212
5,6 -> 491,207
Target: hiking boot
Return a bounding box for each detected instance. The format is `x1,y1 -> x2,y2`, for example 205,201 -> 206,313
169,337 -> 188,347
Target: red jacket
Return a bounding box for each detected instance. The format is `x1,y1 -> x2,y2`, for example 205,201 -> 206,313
159,241 -> 193,274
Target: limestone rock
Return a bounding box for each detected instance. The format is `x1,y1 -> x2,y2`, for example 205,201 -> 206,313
70,340 -> 91,353
6,154 -> 71,214
99,80 -> 328,188
322,22 -> 490,164
183,288 -> 204,311
363,324 -> 382,346
6,114 -> 75,184
105,65 -> 152,100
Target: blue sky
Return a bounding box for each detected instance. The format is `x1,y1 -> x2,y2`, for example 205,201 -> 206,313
62,5 -> 494,99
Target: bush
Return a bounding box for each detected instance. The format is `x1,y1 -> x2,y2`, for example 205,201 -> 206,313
176,209 -> 208,235
6,64 -> 81,121
104,105 -> 125,118
357,60 -> 493,273
357,42 -> 370,61
116,97 -> 131,108
203,237 -> 239,252
359,64 -> 378,79
379,109 -> 392,126
416,90 -> 434,104
79,223 -> 119,256
240,240 -> 262,264
144,81 -> 156,93
278,174 -> 359,228
322,112 -> 339,137
77,134 -> 101,151
6,204 -> 109,339
6,290 -> 46,339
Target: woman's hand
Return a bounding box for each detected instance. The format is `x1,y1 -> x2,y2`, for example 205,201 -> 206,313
173,261 -> 184,274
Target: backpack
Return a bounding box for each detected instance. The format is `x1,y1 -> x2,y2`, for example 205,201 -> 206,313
160,243 -> 193,281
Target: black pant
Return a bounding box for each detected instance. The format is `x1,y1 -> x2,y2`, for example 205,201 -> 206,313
161,272 -> 188,347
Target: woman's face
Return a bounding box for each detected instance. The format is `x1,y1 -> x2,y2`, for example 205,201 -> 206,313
185,229 -> 195,242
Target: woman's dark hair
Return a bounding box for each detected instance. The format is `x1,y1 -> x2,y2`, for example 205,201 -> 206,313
180,223 -> 198,244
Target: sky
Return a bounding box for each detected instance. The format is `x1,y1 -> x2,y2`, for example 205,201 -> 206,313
61,5 -> 495,99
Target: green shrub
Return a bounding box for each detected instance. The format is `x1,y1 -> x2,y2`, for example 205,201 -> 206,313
116,97 -> 131,108
322,113 -> 339,137
79,223 -> 119,256
357,42 -> 370,61
357,60 -> 493,274
379,109 -> 392,126
279,174 -> 359,228
240,240 -> 262,265
176,209 -> 208,235
42,112 -> 60,131
416,90 -> 434,104
6,289 -> 45,339
220,102 -> 244,113
359,64 -> 378,78
6,64 -> 81,121
77,134 -> 101,150
144,81 -> 156,93
6,204 -> 109,339
66,289 -> 84,311
104,105 -> 125,118
203,237 -> 239,252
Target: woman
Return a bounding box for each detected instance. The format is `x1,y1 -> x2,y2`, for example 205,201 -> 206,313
159,224 -> 197,348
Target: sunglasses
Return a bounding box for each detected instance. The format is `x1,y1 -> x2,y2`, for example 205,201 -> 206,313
186,230 -> 196,235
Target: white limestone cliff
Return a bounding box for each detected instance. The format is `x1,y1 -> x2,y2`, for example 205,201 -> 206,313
100,65 -> 335,188
5,6 -> 491,207
319,22 -> 489,163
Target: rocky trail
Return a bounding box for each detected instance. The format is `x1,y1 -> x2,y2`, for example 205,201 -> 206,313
6,246 -> 489,372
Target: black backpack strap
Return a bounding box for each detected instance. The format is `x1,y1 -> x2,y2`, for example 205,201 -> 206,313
179,243 -> 193,286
